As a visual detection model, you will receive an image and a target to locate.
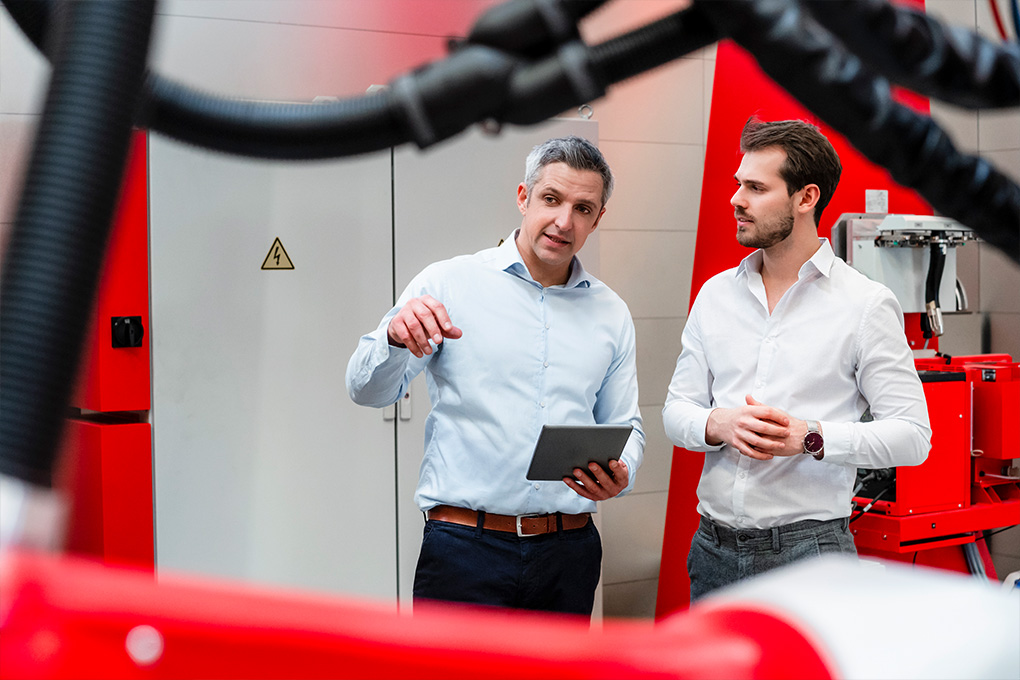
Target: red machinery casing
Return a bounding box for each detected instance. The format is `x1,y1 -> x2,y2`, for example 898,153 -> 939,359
0,550 -> 837,680
60,131 -> 153,571
57,419 -> 154,568
70,132 -> 150,413
871,373 -> 972,517
851,354 -> 1020,568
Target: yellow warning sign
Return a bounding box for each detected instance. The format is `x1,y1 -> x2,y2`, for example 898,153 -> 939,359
261,237 -> 294,270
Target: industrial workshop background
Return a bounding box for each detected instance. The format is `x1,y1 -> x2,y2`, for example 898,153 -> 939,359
1,0 -> 1018,622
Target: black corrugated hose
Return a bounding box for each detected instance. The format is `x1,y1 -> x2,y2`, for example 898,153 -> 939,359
0,1 -> 156,485
695,0 -> 1020,264
2,0 -> 718,158
806,0 -> 1020,110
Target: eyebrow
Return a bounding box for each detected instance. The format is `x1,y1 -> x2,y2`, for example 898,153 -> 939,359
540,184 -> 598,210
734,174 -> 767,189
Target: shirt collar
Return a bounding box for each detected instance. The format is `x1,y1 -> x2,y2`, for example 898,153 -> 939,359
734,238 -> 835,279
497,229 -> 592,289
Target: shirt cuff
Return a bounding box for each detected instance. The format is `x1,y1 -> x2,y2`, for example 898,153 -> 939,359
368,328 -> 409,365
818,420 -> 851,464
691,408 -> 725,451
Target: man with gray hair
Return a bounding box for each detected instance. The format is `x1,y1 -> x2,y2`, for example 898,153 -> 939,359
347,136 -> 643,616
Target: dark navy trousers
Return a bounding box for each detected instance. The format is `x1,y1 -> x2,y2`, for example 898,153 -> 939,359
412,517 -> 602,616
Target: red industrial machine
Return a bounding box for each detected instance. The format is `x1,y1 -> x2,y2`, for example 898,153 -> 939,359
56,132 -> 154,572
850,351 -> 1020,574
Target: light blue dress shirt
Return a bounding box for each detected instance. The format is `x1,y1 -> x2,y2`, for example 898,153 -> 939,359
346,231 -> 644,516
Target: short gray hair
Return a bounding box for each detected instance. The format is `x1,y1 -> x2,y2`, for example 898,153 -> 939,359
523,136 -> 614,207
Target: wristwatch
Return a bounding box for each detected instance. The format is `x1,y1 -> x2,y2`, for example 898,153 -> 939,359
802,420 -> 824,460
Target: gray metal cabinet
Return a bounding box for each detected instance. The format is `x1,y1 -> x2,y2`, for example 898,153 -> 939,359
148,117 -> 596,603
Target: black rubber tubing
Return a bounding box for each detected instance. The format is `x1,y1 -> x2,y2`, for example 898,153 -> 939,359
0,0 -> 157,485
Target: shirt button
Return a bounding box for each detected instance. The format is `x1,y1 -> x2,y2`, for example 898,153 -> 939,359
534,483 -> 540,490
545,323 -> 550,329
543,362 -> 549,368
539,402 -> 545,408
739,472 -> 747,479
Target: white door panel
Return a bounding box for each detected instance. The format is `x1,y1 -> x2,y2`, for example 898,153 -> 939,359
149,136 -> 397,598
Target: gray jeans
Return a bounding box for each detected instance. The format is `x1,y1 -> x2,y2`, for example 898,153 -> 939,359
687,515 -> 857,603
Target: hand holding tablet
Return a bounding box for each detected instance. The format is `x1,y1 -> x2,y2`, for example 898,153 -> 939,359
526,424 -> 633,482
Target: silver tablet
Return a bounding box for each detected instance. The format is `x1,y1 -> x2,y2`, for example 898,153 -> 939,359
525,424 -> 634,481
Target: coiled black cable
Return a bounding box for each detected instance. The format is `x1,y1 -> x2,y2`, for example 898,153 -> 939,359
0,0 -> 156,485
3,0 -> 715,159
805,0 -> 1020,109
694,0 -> 1020,264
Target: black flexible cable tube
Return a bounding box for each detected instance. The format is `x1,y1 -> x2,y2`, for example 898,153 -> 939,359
140,44 -> 517,159
3,0 -> 514,159
696,0 -> 1020,264
926,243 -> 947,310
4,0 -> 717,157
589,6 -> 719,86
501,7 -> 720,126
467,0 -> 608,58
0,0 -> 156,485
805,0 -> 1020,109
921,242 -> 947,337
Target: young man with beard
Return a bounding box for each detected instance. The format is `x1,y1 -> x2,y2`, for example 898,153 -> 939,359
662,118 -> 930,601
347,136 -> 643,616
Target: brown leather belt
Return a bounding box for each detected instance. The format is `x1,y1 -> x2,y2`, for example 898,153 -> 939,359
427,505 -> 591,537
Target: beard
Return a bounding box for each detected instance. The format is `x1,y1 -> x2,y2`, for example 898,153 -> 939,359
735,208 -> 794,249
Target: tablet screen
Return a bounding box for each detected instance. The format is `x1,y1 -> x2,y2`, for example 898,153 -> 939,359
525,424 -> 633,481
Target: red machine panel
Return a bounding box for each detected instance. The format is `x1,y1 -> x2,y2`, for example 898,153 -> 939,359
887,375 -> 972,516
71,131 -> 150,413
971,365 -> 1020,460
0,550 -> 837,680
57,418 -> 154,569
853,354 -> 1020,563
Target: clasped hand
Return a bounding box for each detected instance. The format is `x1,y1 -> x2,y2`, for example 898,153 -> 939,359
706,394 -> 808,460
387,295 -> 463,358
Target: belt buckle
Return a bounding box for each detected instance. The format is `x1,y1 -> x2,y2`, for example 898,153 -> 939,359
516,513 -> 542,537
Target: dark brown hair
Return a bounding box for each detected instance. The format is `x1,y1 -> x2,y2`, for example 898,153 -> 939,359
740,118 -> 842,227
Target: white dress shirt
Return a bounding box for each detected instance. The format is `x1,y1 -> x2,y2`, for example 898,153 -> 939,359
663,239 -> 930,529
347,231 -> 644,516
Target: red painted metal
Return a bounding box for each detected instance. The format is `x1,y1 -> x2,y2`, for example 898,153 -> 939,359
903,312 -> 939,353
0,550 -> 836,680
854,354 -> 1020,570
59,130 -> 155,573
851,500 -> 1019,553
56,418 -> 154,569
654,448 -> 704,619
70,131 -> 150,413
865,377 -> 972,517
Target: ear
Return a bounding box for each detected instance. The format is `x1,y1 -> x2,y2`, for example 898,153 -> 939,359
797,183 -> 821,216
517,183 -> 528,215
591,206 -> 606,231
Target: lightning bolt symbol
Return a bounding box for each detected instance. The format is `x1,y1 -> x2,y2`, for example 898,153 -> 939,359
274,247 -> 281,265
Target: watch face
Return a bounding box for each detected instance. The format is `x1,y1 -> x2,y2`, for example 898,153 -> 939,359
804,432 -> 824,454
